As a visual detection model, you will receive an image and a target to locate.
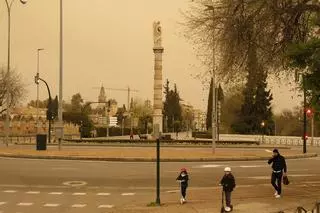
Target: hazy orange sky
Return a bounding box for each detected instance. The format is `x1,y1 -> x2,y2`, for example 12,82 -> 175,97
0,0 -> 302,114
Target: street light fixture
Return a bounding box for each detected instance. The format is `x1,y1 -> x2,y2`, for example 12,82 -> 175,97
4,0 -> 27,146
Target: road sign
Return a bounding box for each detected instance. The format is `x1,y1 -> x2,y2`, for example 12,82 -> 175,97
109,117 -> 117,127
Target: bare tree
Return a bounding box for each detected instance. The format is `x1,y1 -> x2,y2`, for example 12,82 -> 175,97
181,0 -> 320,84
0,67 -> 26,115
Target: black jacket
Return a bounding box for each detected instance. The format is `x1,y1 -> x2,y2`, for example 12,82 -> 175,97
220,173 -> 236,192
176,172 -> 189,187
268,155 -> 287,173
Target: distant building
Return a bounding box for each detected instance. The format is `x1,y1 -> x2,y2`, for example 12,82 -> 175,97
0,106 -> 79,136
193,109 -> 206,131
98,85 -> 107,108
144,99 -> 152,108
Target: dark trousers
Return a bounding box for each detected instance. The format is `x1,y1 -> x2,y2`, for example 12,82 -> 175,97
225,191 -> 232,207
181,184 -> 187,199
271,172 -> 283,195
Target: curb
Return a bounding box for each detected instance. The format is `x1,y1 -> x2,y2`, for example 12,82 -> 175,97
0,153 -> 316,162
13,143 -> 291,149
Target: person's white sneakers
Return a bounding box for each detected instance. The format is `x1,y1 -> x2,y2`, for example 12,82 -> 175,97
183,198 -> 186,203
274,191 -> 278,196
275,195 -> 281,198
180,198 -> 184,204
225,206 -> 232,212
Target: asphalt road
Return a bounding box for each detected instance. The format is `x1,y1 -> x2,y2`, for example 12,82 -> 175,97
0,155 -> 319,212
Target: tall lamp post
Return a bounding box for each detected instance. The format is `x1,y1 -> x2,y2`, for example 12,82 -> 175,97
4,0 -> 27,146
36,48 -> 44,134
56,0 -> 64,150
204,0 -> 216,153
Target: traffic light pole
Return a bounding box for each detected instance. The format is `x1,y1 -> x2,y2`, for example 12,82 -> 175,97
35,76 -> 52,144
303,75 -> 307,154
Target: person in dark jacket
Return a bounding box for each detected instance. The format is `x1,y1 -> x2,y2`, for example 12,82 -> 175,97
176,168 -> 189,204
268,149 -> 287,198
220,167 -> 236,212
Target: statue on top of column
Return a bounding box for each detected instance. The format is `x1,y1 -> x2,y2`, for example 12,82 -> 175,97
153,21 -> 162,48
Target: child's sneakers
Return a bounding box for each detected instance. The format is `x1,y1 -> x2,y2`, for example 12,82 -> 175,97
180,198 -> 186,204
275,195 -> 281,199
274,191 -> 278,196
225,206 -> 232,212
180,198 -> 184,204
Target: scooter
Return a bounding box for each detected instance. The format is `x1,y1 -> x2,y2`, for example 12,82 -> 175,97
220,187 -> 233,213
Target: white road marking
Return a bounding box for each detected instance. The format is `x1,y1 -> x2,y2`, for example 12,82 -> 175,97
166,190 -> 179,193
49,192 -> 63,195
98,204 -> 114,208
71,204 -> 87,208
246,174 -> 317,180
51,167 -> 78,171
17,202 -> 33,206
0,202 -> 7,206
289,174 -> 316,177
72,192 -> 86,196
3,190 -> 17,193
97,193 -> 111,196
63,181 -> 87,187
302,181 -> 320,184
247,176 -> 270,180
239,165 -> 265,168
121,193 -> 135,196
44,203 -> 60,207
198,164 -> 224,168
26,191 -> 40,194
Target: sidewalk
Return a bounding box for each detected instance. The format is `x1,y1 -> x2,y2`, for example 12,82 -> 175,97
0,144 -> 316,161
118,185 -> 320,213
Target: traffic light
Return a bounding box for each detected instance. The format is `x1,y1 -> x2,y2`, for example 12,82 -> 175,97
46,97 -> 53,121
306,108 -> 313,117
46,97 -> 58,121
34,73 -> 39,84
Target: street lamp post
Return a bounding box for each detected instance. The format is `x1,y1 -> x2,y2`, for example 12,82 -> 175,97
57,0 -> 64,150
36,48 -> 44,134
4,0 -> 27,146
204,1 -> 216,153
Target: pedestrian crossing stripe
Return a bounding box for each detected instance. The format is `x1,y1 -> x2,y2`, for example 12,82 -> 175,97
72,192 -> 86,195
44,203 -> 60,207
72,204 -> 87,208
121,193 -> 135,196
17,203 -> 33,206
97,193 -> 111,196
98,204 -> 114,208
49,192 -> 63,195
26,191 -> 40,194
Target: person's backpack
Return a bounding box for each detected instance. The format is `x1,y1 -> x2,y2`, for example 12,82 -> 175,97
283,175 -> 290,185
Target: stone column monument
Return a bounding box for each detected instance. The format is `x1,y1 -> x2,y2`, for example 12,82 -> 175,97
152,21 -> 164,136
